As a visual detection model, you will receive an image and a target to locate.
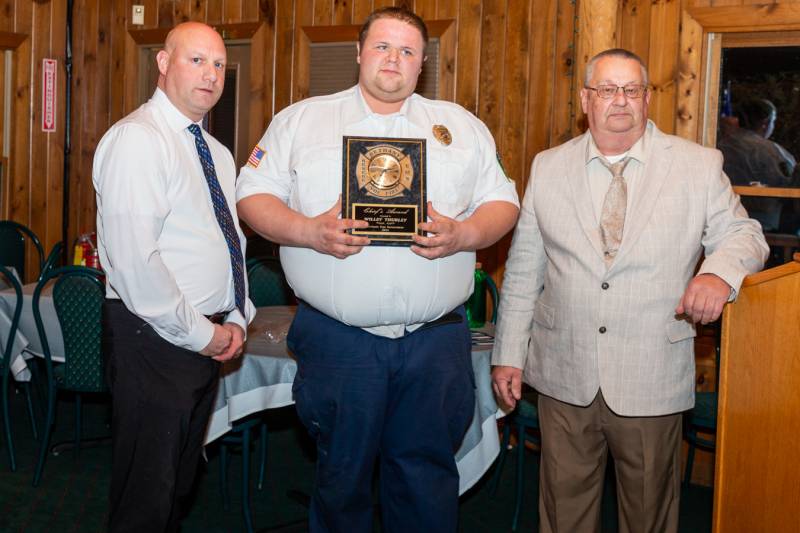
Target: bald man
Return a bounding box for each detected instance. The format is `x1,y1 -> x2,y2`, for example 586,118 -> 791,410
93,22 -> 254,532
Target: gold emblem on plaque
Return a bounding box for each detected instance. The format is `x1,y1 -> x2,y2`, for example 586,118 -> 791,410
356,144 -> 414,199
432,124 -> 452,146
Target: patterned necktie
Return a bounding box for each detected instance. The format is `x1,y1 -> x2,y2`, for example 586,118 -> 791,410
188,123 -> 246,317
598,157 -> 631,265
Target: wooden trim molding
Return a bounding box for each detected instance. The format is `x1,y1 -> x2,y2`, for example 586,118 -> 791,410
301,20 -> 454,43
0,32 -> 27,50
687,4 -> 800,33
732,186 -> 800,199
676,5 -> 800,145
128,22 -> 262,46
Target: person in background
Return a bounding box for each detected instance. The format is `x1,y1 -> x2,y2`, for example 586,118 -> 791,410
492,49 -> 768,533
718,98 -> 795,231
93,22 -> 254,533
236,7 -> 519,532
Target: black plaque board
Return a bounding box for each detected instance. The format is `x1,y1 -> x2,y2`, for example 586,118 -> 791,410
342,136 -> 427,246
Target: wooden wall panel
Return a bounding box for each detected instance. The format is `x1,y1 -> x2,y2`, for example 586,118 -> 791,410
2,0 -> 582,282
9,2 -> 32,280
455,0 -> 481,114
352,0 -> 374,23
647,0 -> 681,133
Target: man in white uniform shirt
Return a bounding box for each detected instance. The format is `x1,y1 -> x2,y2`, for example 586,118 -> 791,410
237,7 -> 518,532
93,22 -> 254,533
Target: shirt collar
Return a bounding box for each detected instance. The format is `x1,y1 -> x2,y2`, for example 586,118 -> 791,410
585,119 -> 654,166
344,85 -> 422,129
151,87 -> 203,133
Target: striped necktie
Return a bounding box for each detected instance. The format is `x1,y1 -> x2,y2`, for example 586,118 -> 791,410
598,157 -> 631,265
188,123 -> 246,317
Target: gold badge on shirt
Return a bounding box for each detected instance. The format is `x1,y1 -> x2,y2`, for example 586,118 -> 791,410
432,125 -> 452,146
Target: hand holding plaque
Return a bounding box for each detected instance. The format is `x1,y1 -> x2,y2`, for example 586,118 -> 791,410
342,136 -> 427,246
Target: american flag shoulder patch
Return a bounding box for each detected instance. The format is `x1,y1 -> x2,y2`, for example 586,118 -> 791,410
247,145 -> 265,168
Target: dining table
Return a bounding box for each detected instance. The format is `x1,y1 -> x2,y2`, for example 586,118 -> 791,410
0,290 -> 505,495
205,305 -> 504,496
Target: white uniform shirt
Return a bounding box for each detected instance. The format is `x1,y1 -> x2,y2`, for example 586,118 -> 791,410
237,86 -> 519,338
93,88 -> 255,352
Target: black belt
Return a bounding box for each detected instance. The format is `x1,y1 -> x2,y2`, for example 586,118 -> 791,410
417,311 -> 463,331
205,312 -> 227,324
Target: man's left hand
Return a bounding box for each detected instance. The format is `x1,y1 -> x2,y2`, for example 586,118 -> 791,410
676,273 -> 732,324
213,323 -> 246,362
411,203 -> 467,259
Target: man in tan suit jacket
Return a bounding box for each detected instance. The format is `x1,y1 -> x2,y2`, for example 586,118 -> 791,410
491,49 -> 768,533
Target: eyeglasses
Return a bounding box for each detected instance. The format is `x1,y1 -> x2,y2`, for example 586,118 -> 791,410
585,84 -> 648,99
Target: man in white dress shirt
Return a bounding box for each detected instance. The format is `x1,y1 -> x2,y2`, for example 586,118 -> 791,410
237,7 -> 518,533
93,22 -> 254,533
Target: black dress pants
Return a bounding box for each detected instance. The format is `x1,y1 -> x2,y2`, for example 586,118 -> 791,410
102,300 -> 220,533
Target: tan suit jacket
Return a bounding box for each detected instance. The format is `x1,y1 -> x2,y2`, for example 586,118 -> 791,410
492,123 -> 768,416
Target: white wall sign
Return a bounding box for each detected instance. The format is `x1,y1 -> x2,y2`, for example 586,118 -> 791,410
42,58 -> 57,133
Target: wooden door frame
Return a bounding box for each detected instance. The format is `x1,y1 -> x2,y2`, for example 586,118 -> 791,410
124,22 -> 267,153
0,31 -> 28,219
677,4 -> 800,209
676,4 -> 800,144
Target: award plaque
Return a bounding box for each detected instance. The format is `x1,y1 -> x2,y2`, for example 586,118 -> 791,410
342,136 -> 427,246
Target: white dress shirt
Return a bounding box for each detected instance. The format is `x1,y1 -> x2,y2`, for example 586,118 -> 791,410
237,86 -> 519,338
93,88 -> 255,351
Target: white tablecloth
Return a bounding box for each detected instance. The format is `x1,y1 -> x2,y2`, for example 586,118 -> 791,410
205,306 -> 502,495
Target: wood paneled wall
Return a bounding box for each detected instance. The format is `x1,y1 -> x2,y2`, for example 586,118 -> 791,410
1,0 -> 579,281
0,0 -> 67,280
4,0 -> 799,281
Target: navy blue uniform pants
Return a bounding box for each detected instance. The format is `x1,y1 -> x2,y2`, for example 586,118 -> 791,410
103,299 -> 220,533
288,304 -> 476,533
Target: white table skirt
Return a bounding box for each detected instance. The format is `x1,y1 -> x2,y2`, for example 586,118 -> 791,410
205,306 -> 502,496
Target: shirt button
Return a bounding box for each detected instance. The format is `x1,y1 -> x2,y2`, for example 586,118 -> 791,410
599,326 -> 607,334
601,282 -> 609,290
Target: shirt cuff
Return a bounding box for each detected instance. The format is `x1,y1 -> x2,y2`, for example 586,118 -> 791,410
183,318 -> 216,353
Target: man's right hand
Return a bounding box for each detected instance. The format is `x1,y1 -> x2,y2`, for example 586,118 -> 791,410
199,324 -> 233,357
302,197 -> 371,259
491,365 -> 523,410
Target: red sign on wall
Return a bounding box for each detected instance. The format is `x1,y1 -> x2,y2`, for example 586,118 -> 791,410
42,58 -> 57,133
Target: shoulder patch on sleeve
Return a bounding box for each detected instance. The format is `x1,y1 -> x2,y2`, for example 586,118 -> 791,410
497,152 -> 513,182
247,145 -> 266,168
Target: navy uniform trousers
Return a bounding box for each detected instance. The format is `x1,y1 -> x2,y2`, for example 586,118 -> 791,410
288,303 -> 476,533
102,299 -> 220,533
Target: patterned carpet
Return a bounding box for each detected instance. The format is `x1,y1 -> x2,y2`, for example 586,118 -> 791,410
0,377 -> 713,532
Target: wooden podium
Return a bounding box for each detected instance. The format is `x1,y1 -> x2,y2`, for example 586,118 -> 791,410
713,253 -> 800,532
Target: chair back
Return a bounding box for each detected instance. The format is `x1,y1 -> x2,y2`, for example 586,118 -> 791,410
40,241 -> 64,281
246,256 -> 292,307
0,221 -> 45,283
0,265 -> 23,375
33,266 -> 106,393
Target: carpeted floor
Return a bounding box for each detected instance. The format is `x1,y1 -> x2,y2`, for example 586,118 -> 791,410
0,381 -> 713,532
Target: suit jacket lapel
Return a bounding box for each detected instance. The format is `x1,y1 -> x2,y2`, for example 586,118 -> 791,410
612,125 -> 674,268
564,133 -> 606,261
